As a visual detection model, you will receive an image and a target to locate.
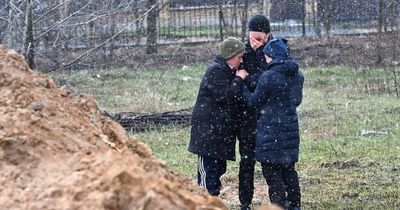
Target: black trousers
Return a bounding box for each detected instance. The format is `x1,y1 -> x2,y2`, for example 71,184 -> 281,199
261,162 -> 301,208
197,155 -> 227,196
237,113 -> 257,206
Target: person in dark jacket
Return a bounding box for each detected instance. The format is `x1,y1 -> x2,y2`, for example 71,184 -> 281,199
243,38 -> 304,210
238,13 -> 273,210
188,37 -> 249,196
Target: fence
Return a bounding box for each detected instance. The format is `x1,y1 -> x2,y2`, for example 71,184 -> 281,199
29,0 -> 399,51
0,0 -> 399,70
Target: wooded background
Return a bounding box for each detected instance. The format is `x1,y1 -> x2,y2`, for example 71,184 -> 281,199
0,0 -> 399,70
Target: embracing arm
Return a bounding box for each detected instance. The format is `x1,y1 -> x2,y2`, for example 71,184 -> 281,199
242,73 -> 271,108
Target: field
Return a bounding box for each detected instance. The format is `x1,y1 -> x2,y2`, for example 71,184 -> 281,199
51,64 -> 400,209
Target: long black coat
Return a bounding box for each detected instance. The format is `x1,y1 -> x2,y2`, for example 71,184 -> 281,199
242,40 -> 269,92
238,39 -> 272,137
188,56 -> 244,161
243,58 -> 304,165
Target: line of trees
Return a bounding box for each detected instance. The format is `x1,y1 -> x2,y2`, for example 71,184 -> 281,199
0,0 -> 398,70
1,0 -> 159,70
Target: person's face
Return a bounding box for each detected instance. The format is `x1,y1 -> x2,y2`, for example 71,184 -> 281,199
249,31 -> 270,50
227,51 -> 244,70
249,31 -> 268,43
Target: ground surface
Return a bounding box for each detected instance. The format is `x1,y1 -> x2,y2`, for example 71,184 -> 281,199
0,47 -> 227,210
2,32 -> 399,209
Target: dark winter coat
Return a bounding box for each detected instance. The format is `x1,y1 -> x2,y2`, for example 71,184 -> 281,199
243,58 -> 304,165
237,37 -> 274,135
188,56 -> 244,161
242,40 -> 270,92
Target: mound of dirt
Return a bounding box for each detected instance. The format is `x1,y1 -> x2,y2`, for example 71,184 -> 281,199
0,46 -> 226,210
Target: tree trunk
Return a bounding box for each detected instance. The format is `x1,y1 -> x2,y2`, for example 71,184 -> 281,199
233,0 -> 238,36
316,0 -> 333,37
5,0 -> 15,49
376,0 -> 385,65
240,0 -> 250,41
146,0 -> 158,54
378,0 -> 385,34
24,0 -> 35,69
218,3 -> 224,41
108,0 -> 115,60
301,0 -> 306,36
322,0 -> 332,36
263,0 -> 270,16
313,0 -> 321,38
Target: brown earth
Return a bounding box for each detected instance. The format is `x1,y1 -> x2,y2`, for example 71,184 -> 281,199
0,46 -> 226,210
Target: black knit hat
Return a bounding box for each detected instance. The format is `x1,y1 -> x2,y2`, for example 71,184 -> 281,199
248,14 -> 271,33
219,37 -> 245,60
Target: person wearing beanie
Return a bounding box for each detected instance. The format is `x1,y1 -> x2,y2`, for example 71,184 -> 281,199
235,13 -> 273,210
219,36 -> 247,60
263,38 -> 290,60
188,37 -> 249,197
243,38 -> 304,210
248,13 -> 271,34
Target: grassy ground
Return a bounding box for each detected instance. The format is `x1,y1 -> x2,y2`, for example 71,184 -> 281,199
52,65 -> 204,113
51,65 -> 400,209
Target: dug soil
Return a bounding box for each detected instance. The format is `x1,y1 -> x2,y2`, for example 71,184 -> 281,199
0,47 -> 226,210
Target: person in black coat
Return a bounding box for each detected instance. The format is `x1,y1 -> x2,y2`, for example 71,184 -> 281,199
243,38 -> 304,210
188,37 -> 249,196
238,14 -> 273,210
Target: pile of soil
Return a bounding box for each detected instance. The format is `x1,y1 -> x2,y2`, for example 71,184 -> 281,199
0,46 -> 226,209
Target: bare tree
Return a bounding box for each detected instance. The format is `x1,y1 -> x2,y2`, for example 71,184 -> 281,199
317,0 -> 333,37
1,0 -> 155,70
146,0 -> 158,54
376,0 -> 385,65
218,2 -> 225,41
24,0 -> 35,69
301,0 -> 306,36
378,0 -> 385,34
132,0 -> 145,45
0,4 -> 8,44
4,0 -> 25,51
311,0 -> 321,37
240,0 -> 250,41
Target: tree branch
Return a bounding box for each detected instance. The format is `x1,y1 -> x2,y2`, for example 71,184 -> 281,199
33,0 -> 73,25
34,0 -> 92,41
8,0 -> 24,16
44,2 -> 164,73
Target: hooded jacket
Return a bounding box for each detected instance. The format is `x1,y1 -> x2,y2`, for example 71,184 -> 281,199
243,58 -> 304,164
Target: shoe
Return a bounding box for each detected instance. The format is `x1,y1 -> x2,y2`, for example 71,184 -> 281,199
240,204 -> 251,210
288,207 -> 301,210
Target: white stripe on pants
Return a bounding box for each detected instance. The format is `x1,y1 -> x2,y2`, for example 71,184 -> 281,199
198,156 -> 207,188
